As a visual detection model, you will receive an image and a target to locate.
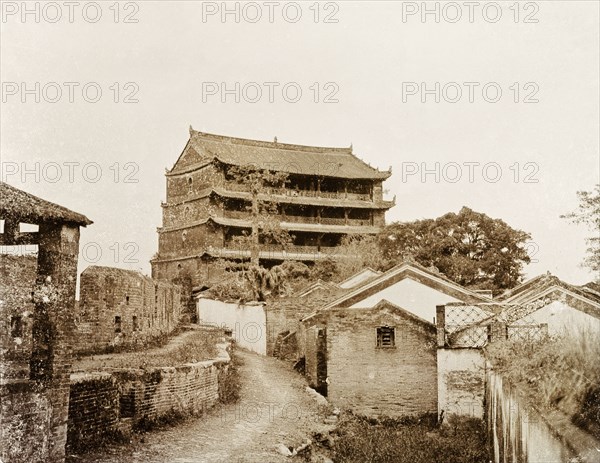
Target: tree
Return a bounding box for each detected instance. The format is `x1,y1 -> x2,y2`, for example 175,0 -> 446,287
561,185 -> 600,279
316,235 -> 386,282
227,165 -> 292,265
211,165 -> 295,302
377,207 -> 532,293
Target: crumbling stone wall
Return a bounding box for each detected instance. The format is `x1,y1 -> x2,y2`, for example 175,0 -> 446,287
74,266 -> 183,354
1,223 -> 83,463
0,382 -> 53,461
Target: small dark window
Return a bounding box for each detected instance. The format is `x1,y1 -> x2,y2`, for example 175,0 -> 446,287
126,296 -> 130,305
376,326 -> 395,348
132,316 -> 139,332
115,316 -> 122,333
11,315 -> 23,338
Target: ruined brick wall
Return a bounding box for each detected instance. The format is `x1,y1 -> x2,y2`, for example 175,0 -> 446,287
114,361 -> 223,425
66,373 -> 119,451
75,266 -> 183,354
0,254 -> 36,382
326,308 -> 438,418
266,288 -> 341,357
65,343 -> 231,450
1,223 -> 83,463
0,382 -> 53,462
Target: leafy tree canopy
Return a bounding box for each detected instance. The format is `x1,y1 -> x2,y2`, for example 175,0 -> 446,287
561,185 -> 600,279
377,207 -> 532,293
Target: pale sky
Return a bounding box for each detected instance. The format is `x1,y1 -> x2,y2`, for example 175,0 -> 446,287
1,1 -> 598,285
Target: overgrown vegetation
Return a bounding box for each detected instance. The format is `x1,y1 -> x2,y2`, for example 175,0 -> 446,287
73,328 -> 220,371
218,348 -> 243,404
327,413 -> 491,463
485,331 -> 600,438
204,259 -> 336,302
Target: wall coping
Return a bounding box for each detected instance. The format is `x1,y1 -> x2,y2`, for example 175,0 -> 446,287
69,341 -> 231,383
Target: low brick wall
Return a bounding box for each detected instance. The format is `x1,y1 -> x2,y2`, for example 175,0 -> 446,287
66,342 -> 231,450
67,372 -> 119,450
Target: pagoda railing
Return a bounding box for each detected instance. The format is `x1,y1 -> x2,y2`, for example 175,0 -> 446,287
222,209 -> 372,227
222,182 -> 371,201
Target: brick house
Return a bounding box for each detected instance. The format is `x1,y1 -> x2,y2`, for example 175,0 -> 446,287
0,181 -> 91,463
300,261 -> 491,393
322,300 -> 438,418
151,128 -> 394,288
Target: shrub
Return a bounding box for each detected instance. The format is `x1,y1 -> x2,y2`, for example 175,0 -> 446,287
485,330 -> 600,438
74,328 -> 220,371
218,349 -> 243,404
329,413 -> 490,463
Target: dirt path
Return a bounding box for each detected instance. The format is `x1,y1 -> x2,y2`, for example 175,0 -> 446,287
68,350 -> 332,463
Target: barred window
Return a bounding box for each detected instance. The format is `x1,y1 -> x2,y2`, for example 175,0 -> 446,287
11,315 -> 23,338
376,326 -> 395,348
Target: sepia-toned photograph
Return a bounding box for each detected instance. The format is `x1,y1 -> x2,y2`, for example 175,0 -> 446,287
1,1 -> 599,462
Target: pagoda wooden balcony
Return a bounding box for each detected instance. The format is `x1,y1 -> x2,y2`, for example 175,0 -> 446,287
223,182 -> 371,201
216,242 -> 343,261
222,209 -> 373,227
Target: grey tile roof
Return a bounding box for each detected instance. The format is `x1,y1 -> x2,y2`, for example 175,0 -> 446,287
182,129 -> 391,180
0,181 -> 92,226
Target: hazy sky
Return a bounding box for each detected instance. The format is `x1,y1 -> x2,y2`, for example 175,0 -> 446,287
1,1 -> 598,284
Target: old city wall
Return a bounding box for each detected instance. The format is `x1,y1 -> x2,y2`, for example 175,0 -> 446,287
74,266 -> 183,354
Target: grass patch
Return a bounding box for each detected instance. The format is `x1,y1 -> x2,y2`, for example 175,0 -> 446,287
74,325 -> 188,357
73,328 -> 221,371
329,413 -> 491,463
133,409 -> 189,433
485,330 -> 600,439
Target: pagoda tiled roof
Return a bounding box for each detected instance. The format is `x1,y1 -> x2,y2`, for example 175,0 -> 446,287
172,129 -> 391,180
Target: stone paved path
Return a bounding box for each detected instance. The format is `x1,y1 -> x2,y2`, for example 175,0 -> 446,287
67,350 -> 331,463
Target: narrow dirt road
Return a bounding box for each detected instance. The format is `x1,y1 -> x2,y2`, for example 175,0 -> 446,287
68,350 -> 331,463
